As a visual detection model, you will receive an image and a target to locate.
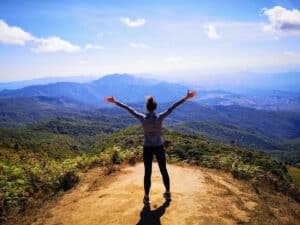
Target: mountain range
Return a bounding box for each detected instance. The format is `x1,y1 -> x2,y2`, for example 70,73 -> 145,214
0,75 -> 98,91
0,73 -> 299,164
0,73 -> 299,111
0,74 -> 188,106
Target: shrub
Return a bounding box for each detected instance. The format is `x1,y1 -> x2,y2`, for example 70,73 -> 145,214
59,171 -> 79,191
231,163 -> 264,181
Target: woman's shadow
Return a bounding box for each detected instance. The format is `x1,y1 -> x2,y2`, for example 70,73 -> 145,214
136,200 -> 171,225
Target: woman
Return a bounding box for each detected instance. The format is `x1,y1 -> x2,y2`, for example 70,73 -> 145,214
104,90 -> 196,204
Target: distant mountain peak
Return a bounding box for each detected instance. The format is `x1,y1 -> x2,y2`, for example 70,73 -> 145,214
96,73 -> 133,80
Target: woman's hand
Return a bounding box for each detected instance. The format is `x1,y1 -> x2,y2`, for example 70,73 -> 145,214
184,90 -> 197,101
104,96 -> 117,104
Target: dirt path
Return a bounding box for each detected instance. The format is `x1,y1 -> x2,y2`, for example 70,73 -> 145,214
31,163 -> 297,225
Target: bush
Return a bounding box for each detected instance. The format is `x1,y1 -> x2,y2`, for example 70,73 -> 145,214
231,164 -> 262,180
59,171 -> 79,191
0,147 -> 106,222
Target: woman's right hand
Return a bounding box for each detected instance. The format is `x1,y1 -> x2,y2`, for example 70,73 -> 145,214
104,96 -> 117,104
184,90 -> 197,101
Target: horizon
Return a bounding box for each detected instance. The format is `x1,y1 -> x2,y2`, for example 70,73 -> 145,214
1,72 -> 300,94
0,0 -> 300,83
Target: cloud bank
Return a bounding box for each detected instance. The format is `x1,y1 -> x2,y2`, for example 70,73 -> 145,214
0,19 -> 103,53
32,37 -> 80,53
0,20 -> 34,45
263,6 -> 300,35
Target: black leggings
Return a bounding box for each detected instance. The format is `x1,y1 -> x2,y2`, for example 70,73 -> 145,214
143,145 -> 170,195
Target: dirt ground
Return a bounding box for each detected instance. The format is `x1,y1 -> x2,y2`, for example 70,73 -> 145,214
29,163 -> 300,225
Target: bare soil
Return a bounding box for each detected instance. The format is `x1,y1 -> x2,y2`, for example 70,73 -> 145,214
28,163 -> 300,225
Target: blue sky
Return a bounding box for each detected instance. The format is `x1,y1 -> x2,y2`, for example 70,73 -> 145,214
0,0 -> 300,82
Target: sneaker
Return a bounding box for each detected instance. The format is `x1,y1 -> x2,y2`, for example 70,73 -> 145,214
143,195 -> 150,204
163,192 -> 171,201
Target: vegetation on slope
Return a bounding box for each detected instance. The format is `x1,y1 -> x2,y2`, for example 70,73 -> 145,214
0,128 -> 92,223
23,114 -> 300,165
0,96 -> 94,127
0,127 -> 137,223
1,95 -> 300,165
1,124 -> 299,223
29,115 -> 135,136
168,121 -> 300,165
168,121 -> 278,149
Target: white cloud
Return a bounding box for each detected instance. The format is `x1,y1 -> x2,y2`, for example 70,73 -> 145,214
85,43 -> 104,50
263,6 -> 300,34
120,17 -> 146,27
0,20 -> 34,45
203,24 -> 222,39
164,57 -> 184,63
129,42 -> 149,49
32,37 -> 80,53
0,20 -> 100,53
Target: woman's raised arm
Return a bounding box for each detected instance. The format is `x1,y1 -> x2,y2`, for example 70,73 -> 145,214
104,96 -> 144,122
158,90 -> 197,121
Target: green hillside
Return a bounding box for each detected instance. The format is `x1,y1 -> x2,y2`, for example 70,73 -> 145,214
168,121 -> 300,165
28,116 -> 300,165
1,124 -> 299,222
168,121 -> 278,149
1,96 -> 300,166
0,96 -> 94,127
